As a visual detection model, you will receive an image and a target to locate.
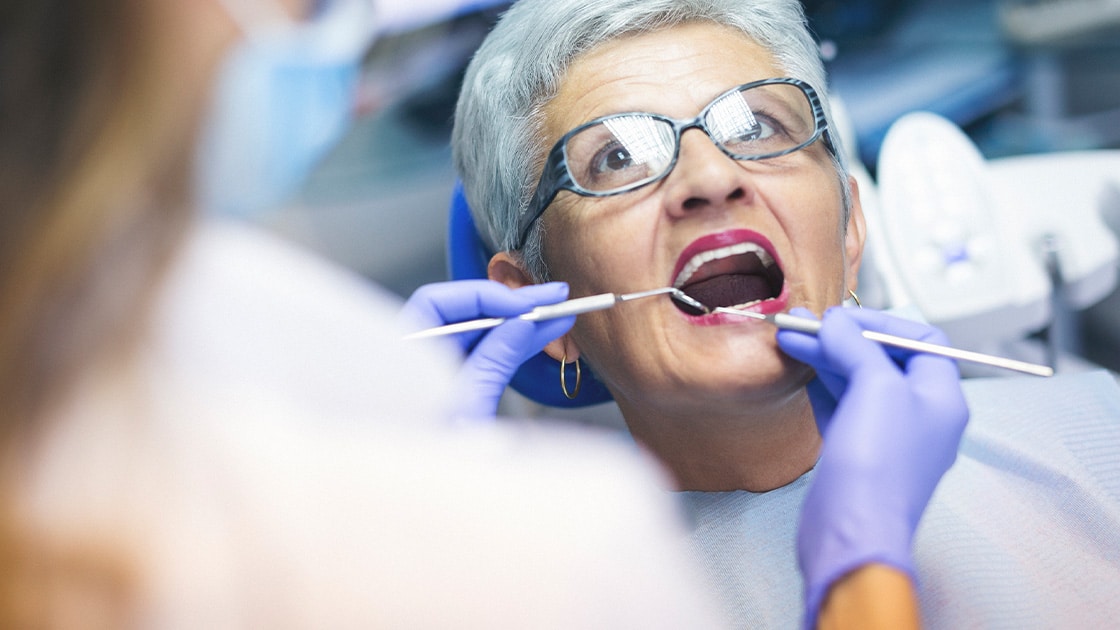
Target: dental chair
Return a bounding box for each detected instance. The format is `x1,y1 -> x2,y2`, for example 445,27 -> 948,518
866,110 -> 1120,376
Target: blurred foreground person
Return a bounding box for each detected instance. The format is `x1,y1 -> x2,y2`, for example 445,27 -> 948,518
0,0 -> 723,626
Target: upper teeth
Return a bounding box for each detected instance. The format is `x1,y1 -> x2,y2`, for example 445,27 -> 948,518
674,242 -> 775,287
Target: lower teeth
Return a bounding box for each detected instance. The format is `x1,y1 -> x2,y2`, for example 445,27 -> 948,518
732,299 -> 764,309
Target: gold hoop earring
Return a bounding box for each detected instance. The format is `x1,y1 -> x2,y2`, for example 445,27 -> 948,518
560,354 -> 582,400
848,289 -> 862,308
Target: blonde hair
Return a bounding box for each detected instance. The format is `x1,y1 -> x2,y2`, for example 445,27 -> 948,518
0,0 -> 202,624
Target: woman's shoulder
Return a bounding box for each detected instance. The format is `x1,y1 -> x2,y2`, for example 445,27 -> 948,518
916,371 -> 1120,626
961,370 -> 1120,451
950,370 -> 1120,516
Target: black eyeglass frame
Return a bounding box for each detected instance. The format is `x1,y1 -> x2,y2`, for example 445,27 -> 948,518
514,77 -> 834,249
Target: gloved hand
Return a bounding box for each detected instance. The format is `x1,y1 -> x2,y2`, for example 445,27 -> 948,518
776,307 -> 969,628
401,280 -> 574,420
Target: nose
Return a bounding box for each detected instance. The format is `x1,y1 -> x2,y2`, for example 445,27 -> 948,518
661,128 -> 755,217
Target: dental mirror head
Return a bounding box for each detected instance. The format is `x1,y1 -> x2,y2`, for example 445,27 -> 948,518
670,289 -> 710,315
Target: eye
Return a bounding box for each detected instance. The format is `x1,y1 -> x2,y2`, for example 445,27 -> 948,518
593,143 -> 634,173
729,118 -> 776,144
580,140 -> 644,189
719,112 -> 795,155
566,115 -> 674,191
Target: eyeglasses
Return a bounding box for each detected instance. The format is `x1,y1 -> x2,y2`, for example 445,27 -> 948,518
515,77 -> 833,249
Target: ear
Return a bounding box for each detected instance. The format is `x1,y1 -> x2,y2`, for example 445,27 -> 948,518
488,252 -> 582,363
843,175 -> 867,295
488,251 -> 536,289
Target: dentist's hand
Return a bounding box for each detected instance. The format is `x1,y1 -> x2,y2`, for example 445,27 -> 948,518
777,307 -> 969,628
401,280 -> 574,420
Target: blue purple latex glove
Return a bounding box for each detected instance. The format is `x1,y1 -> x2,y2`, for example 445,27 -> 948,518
401,280 -> 574,420
776,307 -> 969,628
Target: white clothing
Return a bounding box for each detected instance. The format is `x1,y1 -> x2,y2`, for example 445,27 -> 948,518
682,370 -> 1120,629
18,220 -> 725,628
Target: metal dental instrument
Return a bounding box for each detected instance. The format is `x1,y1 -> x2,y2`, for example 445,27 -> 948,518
714,307 -> 1055,377
405,287 -> 704,340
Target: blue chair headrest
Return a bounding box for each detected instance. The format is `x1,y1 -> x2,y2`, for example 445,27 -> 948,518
447,181 -> 614,407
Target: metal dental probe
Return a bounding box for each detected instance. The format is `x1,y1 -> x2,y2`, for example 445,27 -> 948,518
714,307 -> 1055,377
404,287 -> 706,340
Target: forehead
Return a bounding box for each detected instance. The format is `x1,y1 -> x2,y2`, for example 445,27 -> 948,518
543,22 -> 782,143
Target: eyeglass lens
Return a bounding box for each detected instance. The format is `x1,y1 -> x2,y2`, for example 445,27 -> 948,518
562,82 -> 816,194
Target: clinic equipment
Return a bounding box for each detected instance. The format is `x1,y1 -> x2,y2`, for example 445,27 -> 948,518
715,307 -> 1055,377
874,113 -> 1051,349
405,287 -> 704,340
870,112 -> 1119,374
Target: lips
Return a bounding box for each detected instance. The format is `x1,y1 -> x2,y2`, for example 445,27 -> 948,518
672,230 -> 784,314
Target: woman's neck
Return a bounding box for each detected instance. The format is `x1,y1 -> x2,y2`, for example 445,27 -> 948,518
618,391 -> 821,492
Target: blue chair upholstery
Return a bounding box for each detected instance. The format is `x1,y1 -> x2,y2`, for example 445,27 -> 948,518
447,181 -> 614,407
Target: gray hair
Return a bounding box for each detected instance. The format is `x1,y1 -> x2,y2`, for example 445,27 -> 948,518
452,0 -> 851,281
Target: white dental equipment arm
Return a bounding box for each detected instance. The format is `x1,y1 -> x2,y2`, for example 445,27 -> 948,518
870,113 -> 1119,370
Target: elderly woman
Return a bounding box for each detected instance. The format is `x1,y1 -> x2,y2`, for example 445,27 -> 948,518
452,0 -> 1120,627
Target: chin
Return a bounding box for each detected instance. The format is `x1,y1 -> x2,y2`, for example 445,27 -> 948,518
683,350 -> 809,402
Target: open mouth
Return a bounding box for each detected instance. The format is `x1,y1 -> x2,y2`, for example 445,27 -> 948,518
672,240 -> 784,316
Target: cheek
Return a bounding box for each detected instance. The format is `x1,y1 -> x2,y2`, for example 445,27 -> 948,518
570,305 -> 661,393
808,223 -> 851,304
770,185 -> 850,298
541,215 -> 597,286
541,201 -> 648,290
539,207 -> 580,279
794,220 -> 847,283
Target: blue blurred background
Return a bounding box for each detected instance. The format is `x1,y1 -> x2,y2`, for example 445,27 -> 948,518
264,0 -> 1120,373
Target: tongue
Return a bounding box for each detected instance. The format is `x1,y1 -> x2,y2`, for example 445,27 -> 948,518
683,274 -> 773,309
